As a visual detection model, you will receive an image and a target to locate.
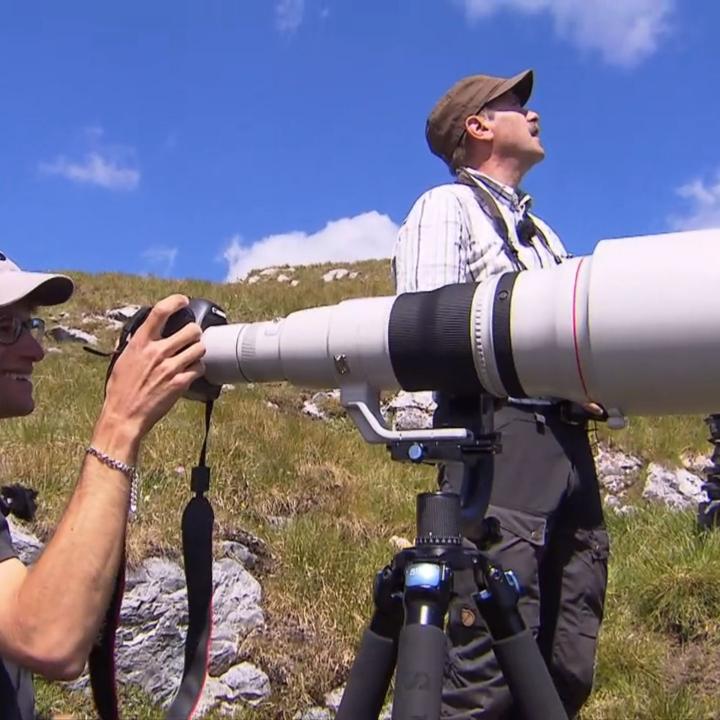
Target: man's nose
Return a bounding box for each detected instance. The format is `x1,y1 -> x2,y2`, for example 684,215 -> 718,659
526,109 -> 540,122
17,330 -> 45,362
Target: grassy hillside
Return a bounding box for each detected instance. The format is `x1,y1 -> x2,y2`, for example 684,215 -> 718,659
1,260 -> 719,719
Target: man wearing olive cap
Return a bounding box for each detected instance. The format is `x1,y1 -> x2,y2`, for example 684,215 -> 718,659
0,252 -> 205,718
392,71 -> 608,718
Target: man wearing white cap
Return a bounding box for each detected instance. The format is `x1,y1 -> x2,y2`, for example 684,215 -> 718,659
0,251 -> 205,718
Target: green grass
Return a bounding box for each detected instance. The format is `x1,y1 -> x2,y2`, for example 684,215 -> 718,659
580,509 -> 720,720
594,414 -> 710,466
2,263 -> 719,718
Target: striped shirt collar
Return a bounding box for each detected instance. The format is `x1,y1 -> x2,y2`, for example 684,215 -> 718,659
461,167 -> 532,213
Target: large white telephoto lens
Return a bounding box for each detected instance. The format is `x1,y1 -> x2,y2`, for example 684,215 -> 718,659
203,229 -> 720,417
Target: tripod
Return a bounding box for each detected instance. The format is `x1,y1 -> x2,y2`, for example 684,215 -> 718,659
335,397 -> 568,720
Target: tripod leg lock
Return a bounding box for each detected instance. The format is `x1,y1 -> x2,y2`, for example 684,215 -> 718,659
474,563 -> 525,640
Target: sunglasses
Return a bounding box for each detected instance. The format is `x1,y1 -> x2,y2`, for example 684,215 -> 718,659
0,316 -> 45,345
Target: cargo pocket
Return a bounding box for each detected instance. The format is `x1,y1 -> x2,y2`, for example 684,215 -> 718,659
549,526 -> 610,716
575,527 -> 610,639
446,506 -> 548,691
455,506 -> 548,638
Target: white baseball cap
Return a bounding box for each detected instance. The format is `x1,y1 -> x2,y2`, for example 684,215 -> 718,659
0,251 -> 74,308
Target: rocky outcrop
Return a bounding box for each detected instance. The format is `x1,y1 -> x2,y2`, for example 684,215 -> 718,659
595,446 -> 644,514
7,519 -> 270,715
642,463 -> 706,510
383,391 -> 435,430
112,549 -> 269,711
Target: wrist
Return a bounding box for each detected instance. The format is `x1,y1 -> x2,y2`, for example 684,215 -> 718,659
92,409 -> 142,464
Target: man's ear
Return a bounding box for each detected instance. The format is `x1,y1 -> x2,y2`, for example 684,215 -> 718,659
465,114 -> 492,141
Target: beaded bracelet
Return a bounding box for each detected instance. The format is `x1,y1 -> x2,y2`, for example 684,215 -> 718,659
85,446 -> 139,518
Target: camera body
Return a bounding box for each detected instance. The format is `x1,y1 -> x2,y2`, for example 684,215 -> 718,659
162,298 -> 228,402
111,298 -> 228,403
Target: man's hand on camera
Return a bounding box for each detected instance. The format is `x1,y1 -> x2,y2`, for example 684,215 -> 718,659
100,294 -> 206,441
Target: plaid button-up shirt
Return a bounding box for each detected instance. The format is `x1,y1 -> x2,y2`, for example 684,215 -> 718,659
392,168 -> 568,293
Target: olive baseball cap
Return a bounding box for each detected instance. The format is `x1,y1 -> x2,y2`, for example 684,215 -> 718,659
426,69 -> 534,166
0,251 -> 74,308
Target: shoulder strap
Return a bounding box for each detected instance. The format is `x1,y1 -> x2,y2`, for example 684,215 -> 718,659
455,171 -> 526,270
527,213 -> 564,265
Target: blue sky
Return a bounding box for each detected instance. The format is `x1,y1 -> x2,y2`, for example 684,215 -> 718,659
1,0 -> 718,282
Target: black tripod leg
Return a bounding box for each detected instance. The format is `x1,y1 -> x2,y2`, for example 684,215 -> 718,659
336,626 -> 398,720
392,623 -> 446,720
476,563 -> 568,720
336,567 -> 403,720
391,561 -> 452,720
492,629 -> 567,720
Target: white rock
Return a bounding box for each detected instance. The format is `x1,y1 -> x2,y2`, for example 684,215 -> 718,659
106,305 -> 141,322
259,267 -> 280,277
302,390 -> 341,420
85,313 -> 123,330
681,450 -> 711,476
604,495 -> 635,515
6,518 -> 43,565
322,268 -> 349,282
642,463 -> 707,510
195,663 -> 271,714
11,522 -> 269,718
383,390 -> 436,430
595,446 -> 643,496
290,279 -> 300,287
247,275 -> 260,285
324,686 -> 345,711
295,709 -> 333,720
277,274 -> 291,283
348,271 -> 360,280
389,535 -> 413,551
48,326 -> 98,345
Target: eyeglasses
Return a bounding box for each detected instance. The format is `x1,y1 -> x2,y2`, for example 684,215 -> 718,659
0,316 -> 45,345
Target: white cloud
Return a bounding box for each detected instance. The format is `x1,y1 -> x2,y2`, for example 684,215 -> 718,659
457,0 -> 674,66
669,173 -> 720,230
275,0 -> 305,33
223,211 -> 398,281
39,152 -> 140,191
142,246 -> 178,277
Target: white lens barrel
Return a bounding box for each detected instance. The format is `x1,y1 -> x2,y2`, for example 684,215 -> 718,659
203,229 -> 720,418
203,296 -> 399,390
499,228 -> 720,415
581,229 -> 720,414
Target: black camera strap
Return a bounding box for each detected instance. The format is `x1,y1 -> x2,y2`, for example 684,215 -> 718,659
89,307 -> 217,719
166,399 -> 215,718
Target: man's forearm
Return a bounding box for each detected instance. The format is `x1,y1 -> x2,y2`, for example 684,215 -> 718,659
11,413 -> 139,678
